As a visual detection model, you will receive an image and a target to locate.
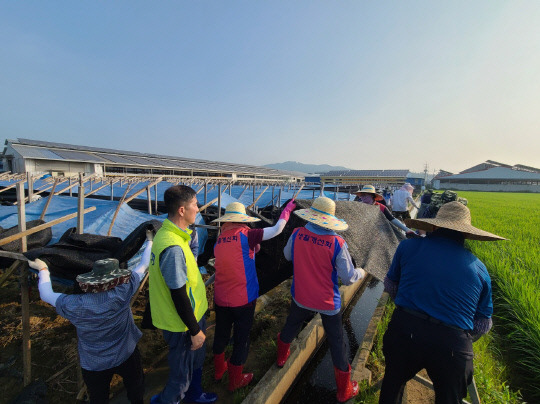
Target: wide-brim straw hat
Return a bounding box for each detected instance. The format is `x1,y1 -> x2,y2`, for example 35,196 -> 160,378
211,202 -> 261,223
76,258 -> 132,293
293,196 -> 348,231
405,201 -> 506,241
353,185 -> 383,201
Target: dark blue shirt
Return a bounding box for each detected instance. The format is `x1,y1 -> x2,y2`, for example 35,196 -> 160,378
386,234 -> 492,330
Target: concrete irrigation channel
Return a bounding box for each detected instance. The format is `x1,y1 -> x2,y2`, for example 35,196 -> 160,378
109,274 -> 388,404
242,276 -> 387,404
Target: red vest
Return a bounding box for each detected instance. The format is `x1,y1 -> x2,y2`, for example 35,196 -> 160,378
290,227 -> 345,311
213,224 -> 258,307
374,202 -> 386,213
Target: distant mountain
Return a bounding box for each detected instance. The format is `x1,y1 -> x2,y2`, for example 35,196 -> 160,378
264,161 -> 352,174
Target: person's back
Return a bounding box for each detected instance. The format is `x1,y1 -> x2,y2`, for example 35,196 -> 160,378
390,234 -> 490,330
379,202 -> 505,404
57,279 -> 142,369
289,225 -> 346,311
278,197 -> 364,403
391,188 -> 409,211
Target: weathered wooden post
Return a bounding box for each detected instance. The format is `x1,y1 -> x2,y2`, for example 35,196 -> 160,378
27,172 -> 33,203
217,183 -> 222,219
77,173 -> 85,234
154,183 -> 158,214
147,185 -> 152,214
16,182 -> 31,386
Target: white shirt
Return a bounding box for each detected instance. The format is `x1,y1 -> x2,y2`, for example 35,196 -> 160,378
391,189 -> 418,211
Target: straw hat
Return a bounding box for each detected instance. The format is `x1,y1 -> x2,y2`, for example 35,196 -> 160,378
353,185 -> 383,201
405,201 -> 506,241
293,197 -> 348,231
211,202 -> 261,223
76,258 -> 132,293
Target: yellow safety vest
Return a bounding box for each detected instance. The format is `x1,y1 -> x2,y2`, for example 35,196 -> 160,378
149,219 -> 208,332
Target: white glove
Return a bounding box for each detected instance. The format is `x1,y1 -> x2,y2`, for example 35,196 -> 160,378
28,258 -> 48,271
146,229 -> 154,242
356,268 -> 367,279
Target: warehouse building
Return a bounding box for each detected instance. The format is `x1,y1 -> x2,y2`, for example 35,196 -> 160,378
433,160 -> 540,193
1,138 -> 301,183
319,169 -> 412,189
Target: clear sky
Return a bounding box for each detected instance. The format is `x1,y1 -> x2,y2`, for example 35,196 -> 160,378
2,1 -> 539,174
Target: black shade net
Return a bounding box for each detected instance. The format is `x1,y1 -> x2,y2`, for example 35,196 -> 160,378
24,220 -> 162,281
0,219 -> 52,268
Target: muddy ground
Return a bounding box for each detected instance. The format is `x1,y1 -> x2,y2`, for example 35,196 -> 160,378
0,269 -> 292,404
1,270 -> 436,404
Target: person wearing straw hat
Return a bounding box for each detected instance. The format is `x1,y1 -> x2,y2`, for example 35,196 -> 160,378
354,185 -> 419,237
379,201 -> 506,404
28,231 -> 154,404
210,199 -> 296,391
390,183 -> 419,221
276,196 -> 366,403
149,185 -> 217,404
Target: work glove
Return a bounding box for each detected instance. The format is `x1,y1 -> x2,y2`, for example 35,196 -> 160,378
406,230 -> 422,239
279,200 -> 297,221
28,258 -> 48,271
146,229 -> 155,242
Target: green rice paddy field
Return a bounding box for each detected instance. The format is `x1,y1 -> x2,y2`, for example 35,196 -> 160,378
460,191 -> 540,401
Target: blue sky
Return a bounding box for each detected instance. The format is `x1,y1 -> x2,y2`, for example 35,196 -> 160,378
2,1 -> 539,174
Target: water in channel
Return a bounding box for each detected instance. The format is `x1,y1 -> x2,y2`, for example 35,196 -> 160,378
283,278 -> 384,404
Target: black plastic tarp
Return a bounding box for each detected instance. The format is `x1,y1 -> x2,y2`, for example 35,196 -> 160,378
24,220 -> 162,281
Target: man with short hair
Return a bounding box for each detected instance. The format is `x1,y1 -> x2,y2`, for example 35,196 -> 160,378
149,185 -> 216,404
380,201 -> 506,404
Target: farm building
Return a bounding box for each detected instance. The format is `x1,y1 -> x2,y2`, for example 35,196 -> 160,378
319,169 -> 412,188
1,138 -> 302,183
432,160 -> 540,193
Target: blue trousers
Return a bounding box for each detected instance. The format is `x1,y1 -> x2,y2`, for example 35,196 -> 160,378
156,318 -> 207,404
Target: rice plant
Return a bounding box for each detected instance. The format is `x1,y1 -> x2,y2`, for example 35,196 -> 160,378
460,191 -> 540,401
